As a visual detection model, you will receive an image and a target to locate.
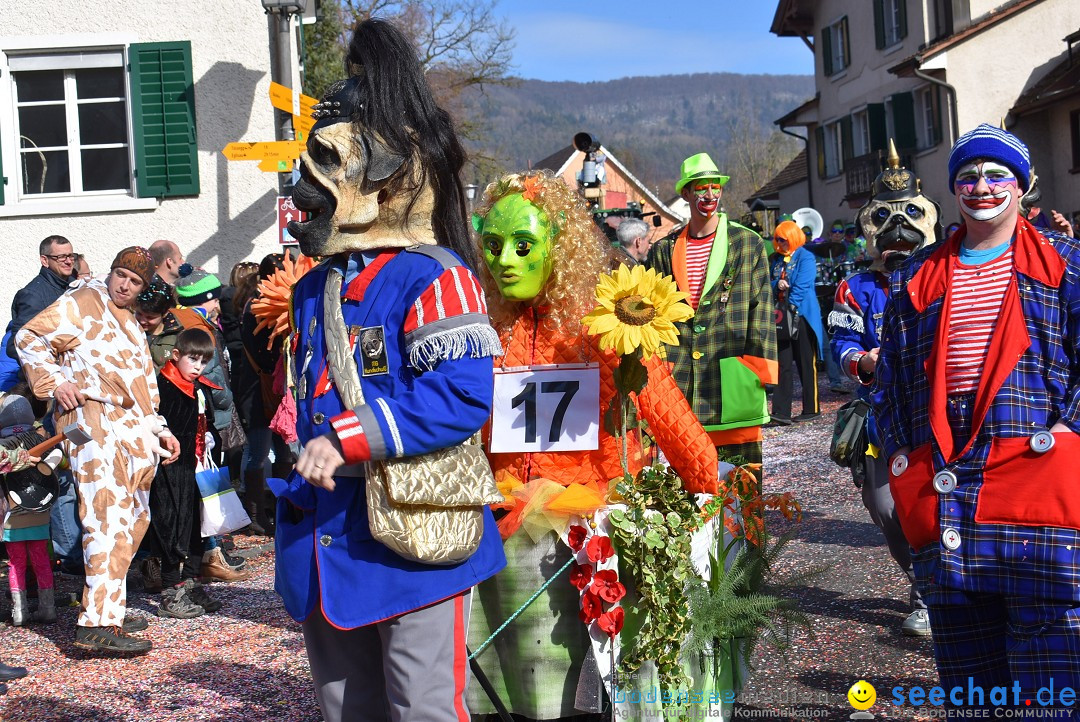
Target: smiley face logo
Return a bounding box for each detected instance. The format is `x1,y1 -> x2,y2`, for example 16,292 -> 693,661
848,680 -> 877,710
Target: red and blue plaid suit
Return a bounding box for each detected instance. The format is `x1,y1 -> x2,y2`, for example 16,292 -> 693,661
874,219 -> 1080,701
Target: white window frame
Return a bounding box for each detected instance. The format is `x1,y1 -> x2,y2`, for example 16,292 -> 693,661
883,0 -> 904,48
823,120 -> 844,178
828,16 -> 848,75
0,33 -> 158,218
916,86 -> 937,150
851,108 -> 871,157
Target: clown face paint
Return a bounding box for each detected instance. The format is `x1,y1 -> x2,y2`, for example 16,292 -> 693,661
685,181 -> 723,220
479,193 -> 555,302
954,161 -> 1018,222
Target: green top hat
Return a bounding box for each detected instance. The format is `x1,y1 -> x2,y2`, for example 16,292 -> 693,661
675,153 -> 730,195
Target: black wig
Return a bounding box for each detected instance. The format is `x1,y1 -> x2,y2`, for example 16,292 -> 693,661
344,19 -> 476,271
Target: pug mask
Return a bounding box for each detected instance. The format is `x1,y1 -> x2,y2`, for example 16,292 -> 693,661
857,141 -> 940,274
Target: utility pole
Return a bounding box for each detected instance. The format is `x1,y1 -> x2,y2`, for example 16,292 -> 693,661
262,0 -> 305,194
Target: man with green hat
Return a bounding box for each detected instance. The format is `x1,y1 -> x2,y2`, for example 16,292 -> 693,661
647,153 -> 777,475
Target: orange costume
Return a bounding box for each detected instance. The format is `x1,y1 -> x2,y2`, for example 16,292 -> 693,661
487,305 -> 718,507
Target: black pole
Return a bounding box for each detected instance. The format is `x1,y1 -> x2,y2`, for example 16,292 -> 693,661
466,648 -> 514,722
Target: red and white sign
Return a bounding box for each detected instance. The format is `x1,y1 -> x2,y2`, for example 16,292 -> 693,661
278,195 -> 308,246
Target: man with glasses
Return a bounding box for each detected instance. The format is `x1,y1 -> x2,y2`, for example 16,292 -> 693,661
5,236 -> 77,363
647,153 -> 777,474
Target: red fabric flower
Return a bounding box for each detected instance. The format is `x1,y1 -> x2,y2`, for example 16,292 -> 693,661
567,525 -> 588,552
579,590 -> 603,624
585,535 -> 615,564
569,562 -> 593,591
597,607 -> 625,638
522,175 -> 542,202
590,569 -> 626,603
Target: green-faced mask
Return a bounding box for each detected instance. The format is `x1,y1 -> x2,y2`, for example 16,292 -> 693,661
477,194 -> 555,302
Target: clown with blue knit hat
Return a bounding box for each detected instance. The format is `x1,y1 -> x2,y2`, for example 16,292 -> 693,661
872,123 -> 1080,698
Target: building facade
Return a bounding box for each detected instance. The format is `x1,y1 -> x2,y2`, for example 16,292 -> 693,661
0,1 -> 291,317
771,0 -> 1080,228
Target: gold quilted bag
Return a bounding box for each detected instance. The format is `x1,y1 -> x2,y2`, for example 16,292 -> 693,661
323,269 -> 502,566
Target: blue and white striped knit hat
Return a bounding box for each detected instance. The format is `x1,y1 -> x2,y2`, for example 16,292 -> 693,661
947,123 -> 1031,193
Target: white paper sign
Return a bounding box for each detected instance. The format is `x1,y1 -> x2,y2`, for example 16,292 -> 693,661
490,363 -> 600,453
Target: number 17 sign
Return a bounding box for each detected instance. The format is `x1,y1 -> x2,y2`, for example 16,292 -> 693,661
490,363 -> 600,453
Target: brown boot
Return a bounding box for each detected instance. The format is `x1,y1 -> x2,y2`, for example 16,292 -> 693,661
200,548 -> 252,583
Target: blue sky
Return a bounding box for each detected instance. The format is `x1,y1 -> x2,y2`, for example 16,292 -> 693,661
502,2 -> 814,82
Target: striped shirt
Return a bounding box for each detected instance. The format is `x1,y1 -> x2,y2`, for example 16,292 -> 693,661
686,232 -> 715,309
945,249 -> 1014,394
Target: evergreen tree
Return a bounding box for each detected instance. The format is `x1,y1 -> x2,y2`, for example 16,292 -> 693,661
301,0 -> 347,102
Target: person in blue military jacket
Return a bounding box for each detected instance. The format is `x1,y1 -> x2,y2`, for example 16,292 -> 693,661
829,144 -> 940,638
276,20 -> 506,722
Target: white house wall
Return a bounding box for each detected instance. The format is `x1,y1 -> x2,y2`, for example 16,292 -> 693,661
0,0 -> 284,321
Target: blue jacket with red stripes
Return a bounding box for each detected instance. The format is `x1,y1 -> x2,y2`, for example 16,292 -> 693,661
274,246 -> 507,628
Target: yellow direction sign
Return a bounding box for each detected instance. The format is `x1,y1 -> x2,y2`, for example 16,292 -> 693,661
269,82 -> 316,118
222,140 -> 304,162
258,158 -> 294,172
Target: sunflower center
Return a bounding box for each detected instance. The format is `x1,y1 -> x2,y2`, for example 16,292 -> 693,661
613,295 -> 656,326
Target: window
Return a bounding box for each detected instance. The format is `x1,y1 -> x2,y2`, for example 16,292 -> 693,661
852,109 -> 871,157
930,0 -> 954,41
915,86 -> 942,150
1070,108 -> 1080,172
0,37 -> 198,212
12,51 -> 130,197
816,120 -> 845,178
874,0 -> 908,50
822,16 -> 850,77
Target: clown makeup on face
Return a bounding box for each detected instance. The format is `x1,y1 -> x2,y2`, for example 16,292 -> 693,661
479,194 -> 555,302
686,181 -> 723,220
954,161 -> 1019,222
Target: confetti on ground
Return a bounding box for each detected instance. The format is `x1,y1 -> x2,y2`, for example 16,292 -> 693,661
0,378 -> 938,721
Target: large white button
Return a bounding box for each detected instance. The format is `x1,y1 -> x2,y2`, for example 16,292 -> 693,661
319,534 -> 333,547
933,470 -> 957,494
891,455 -> 909,477
1030,431 -> 1054,454
941,528 -> 961,550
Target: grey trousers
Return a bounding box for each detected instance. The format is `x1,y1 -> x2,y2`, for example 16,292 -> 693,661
860,453 -> 926,611
302,591 -> 473,722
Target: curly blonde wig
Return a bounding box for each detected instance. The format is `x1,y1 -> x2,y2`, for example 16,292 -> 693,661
474,170 -> 609,333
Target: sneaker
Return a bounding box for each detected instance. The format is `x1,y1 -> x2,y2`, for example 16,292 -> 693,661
140,557 -> 162,594
220,548 -> 247,571
794,412 -> 821,422
765,416 -> 793,427
902,609 -> 932,637
184,580 -> 223,613
157,585 -> 205,619
0,662 -> 28,682
122,616 -> 149,633
200,548 -> 251,584
74,625 -> 152,654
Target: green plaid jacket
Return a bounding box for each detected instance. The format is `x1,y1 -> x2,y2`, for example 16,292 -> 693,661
646,217 -> 777,432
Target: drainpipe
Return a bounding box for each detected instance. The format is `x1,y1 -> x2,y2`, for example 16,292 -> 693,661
911,54 -> 959,145
780,126 -> 813,209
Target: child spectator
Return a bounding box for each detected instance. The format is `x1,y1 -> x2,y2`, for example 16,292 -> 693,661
0,393 -> 51,626
146,328 -> 223,618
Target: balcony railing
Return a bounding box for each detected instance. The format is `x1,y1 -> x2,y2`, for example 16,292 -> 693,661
845,149 -> 915,200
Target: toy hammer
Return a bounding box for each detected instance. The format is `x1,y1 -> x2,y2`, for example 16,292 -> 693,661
27,422 -> 92,458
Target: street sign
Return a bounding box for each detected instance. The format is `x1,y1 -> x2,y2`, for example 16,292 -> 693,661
269,81 -> 316,117
259,158 -> 293,173
222,141 -> 304,162
278,195 -> 309,245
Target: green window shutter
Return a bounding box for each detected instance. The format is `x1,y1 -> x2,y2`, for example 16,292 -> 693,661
868,103 -> 887,151
822,25 -> 833,77
129,41 -> 200,198
891,92 -> 917,149
842,17 -> 851,70
815,126 -> 826,178
874,0 -> 886,49
898,0 -> 908,40
840,115 -> 854,165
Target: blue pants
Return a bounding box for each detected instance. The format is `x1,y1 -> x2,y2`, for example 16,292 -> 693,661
49,468 -> 83,569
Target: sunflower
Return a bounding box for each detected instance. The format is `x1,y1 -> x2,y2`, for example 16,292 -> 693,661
582,264 -> 693,359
